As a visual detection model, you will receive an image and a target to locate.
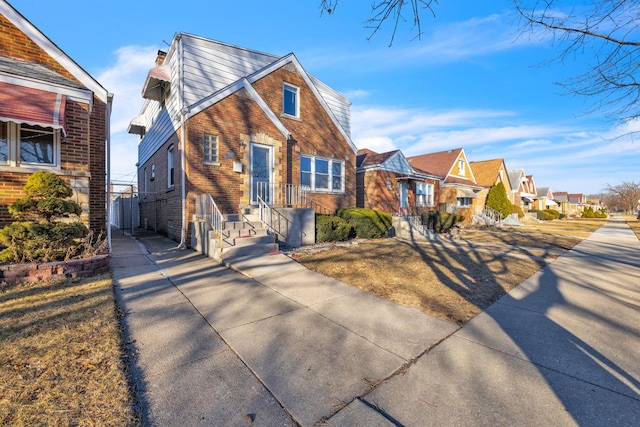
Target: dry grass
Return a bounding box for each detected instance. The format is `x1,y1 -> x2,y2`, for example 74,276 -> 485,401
502,217 -> 607,238
0,275 -> 137,426
292,218 -> 606,325
625,215 -> 640,240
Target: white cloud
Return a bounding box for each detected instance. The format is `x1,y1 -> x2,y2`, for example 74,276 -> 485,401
95,45 -> 159,184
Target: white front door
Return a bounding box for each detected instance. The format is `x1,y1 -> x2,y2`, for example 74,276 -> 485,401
250,143 -> 273,204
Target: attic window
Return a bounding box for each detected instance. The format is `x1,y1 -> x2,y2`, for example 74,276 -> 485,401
458,159 -> 465,175
283,83 -> 299,117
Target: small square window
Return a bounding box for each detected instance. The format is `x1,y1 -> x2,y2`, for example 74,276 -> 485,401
283,83 -> 299,117
204,134 -> 218,163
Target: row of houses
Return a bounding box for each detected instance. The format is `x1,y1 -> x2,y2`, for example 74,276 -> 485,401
0,0 -> 592,253
357,146 -> 590,220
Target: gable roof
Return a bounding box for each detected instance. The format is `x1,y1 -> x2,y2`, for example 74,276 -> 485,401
407,148 -> 478,187
470,158 -> 506,187
0,0 -> 110,103
188,51 -> 356,152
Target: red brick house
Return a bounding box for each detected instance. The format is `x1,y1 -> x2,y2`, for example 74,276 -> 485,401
130,34 -> 356,247
356,148 -> 440,216
407,148 -> 482,220
0,1 -> 112,235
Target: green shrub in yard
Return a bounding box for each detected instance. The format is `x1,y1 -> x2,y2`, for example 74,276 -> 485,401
315,214 -> 351,242
486,182 -> 513,219
536,210 -> 555,221
582,206 -> 595,218
0,171 -> 88,264
336,207 -> 392,239
420,211 -> 465,233
512,204 -> 524,219
543,209 -> 564,219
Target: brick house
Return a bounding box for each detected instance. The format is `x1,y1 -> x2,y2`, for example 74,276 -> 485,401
407,148 -> 482,221
469,158 -> 513,205
508,169 -> 538,212
0,1 -> 112,234
130,33 -> 356,246
356,148 -> 440,216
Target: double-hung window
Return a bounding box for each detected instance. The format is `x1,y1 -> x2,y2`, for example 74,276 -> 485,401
283,83 -> 299,117
300,155 -> 343,193
457,197 -> 472,207
0,121 -> 60,168
416,182 -> 434,207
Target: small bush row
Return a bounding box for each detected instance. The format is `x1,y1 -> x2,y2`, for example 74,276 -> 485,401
420,211 -> 465,233
316,208 -> 393,242
581,206 -> 607,218
531,209 -> 565,221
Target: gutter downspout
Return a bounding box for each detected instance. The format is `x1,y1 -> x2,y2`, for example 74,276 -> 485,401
106,93 -> 113,251
178,109 -> 187,248
177,34 -> 187,249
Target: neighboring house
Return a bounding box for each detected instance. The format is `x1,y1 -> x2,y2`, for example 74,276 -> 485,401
470,158 -> 513,206
356,148 -> 440,216
407,148 -> 482,220
0,1 -> 112,234
508,169 -> 537,212
130,33 -> 356,245
553,191 -> 570,214
535,187 -> 556,210
568,193 -> 585,214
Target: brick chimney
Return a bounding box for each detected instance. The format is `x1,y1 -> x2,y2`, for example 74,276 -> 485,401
155,50 -> 167,67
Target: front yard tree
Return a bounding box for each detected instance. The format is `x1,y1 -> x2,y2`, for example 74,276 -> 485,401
0,171 -> 87,263
486,182 -> 513,220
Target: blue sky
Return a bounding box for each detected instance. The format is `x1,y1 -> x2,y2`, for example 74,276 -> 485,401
9,0 -> 640,194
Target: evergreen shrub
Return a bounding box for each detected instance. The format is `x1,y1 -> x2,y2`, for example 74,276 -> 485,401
315,214 -> 351,242
336,207 -> 392,239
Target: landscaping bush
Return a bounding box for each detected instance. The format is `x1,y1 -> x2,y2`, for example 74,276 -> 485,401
336,207 -> 392,239
512,204 -> 525,219
315,214 -> 351,242
536,210 -> 555,221
582,206 -> 595,218
543,209 -> 565,219
0,171 -> 89,263
486,182 -> 513,219
595,208 -> 608,218
420,211 -> 465,233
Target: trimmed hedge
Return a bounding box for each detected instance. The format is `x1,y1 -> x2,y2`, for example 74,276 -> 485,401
420,211 -> 465,233
315,214 -> 351,242
336,208 -> 392,239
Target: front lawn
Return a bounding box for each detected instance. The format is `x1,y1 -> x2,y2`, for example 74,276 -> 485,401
0,275 -> 137,426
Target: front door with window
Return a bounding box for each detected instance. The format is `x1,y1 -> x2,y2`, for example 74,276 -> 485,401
399,181 -> 408,212
250,143 -> 273,204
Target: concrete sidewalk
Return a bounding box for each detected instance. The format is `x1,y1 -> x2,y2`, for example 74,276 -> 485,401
110,217 -> 640,426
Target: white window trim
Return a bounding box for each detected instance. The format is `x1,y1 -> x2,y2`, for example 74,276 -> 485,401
301,154 -> 344,193
416,182 -> 435,207
456,197 -> 473,207
282,82 -> 300,118
457,159 -> 465,176
0,121 -> 61,170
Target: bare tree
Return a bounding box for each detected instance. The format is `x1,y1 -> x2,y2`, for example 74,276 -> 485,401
320,0 -> 439,45
604,180 -> 640,213
514,0 -> 640,125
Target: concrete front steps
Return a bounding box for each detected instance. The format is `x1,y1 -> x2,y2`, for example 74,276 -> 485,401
191,213 -> 276,261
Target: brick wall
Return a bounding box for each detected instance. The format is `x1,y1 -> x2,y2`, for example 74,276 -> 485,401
0,13 -> 108,234
138,133 -> 182,241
